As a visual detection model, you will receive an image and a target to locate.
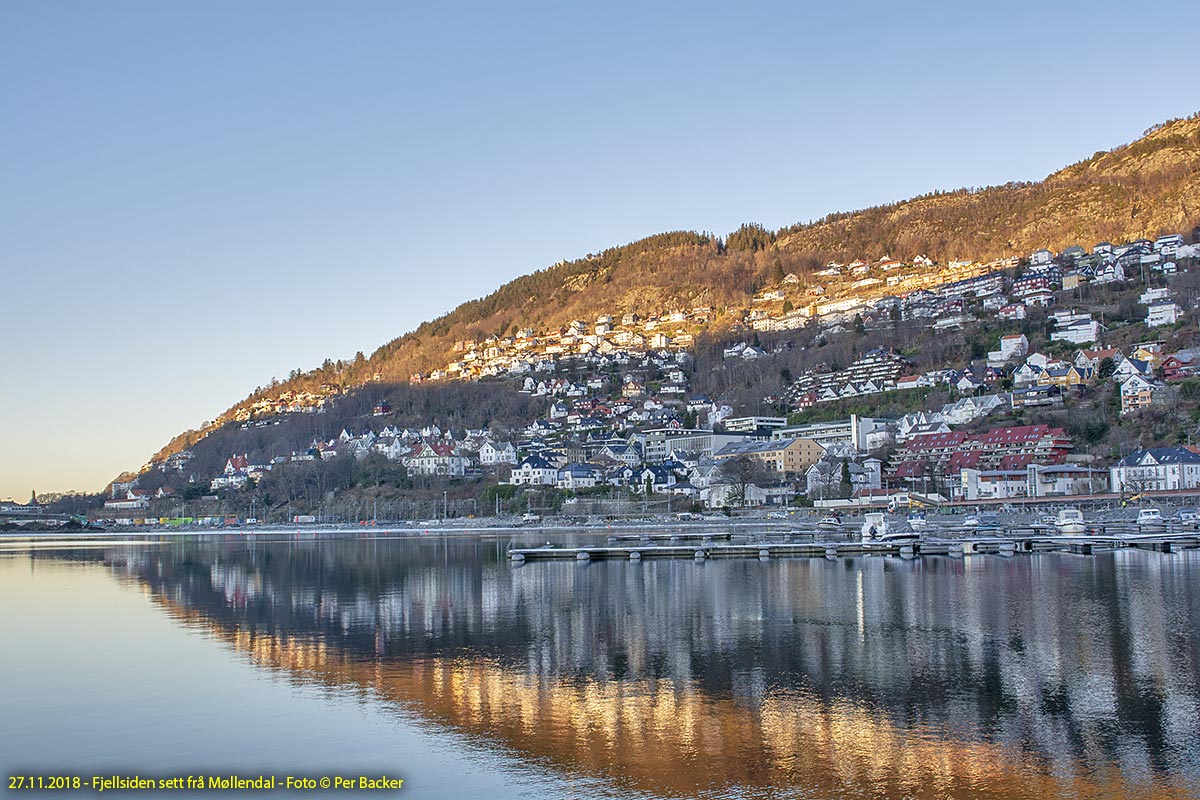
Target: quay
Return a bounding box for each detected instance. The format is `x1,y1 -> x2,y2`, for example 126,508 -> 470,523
509,531 -> 1200,562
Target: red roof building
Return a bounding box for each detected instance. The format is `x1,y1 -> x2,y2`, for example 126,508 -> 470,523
889,424 -> 1070,480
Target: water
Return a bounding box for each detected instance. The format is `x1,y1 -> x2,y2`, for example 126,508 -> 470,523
2,532 -> 1199,799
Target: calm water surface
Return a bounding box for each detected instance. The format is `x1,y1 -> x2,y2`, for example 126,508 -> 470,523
2,532 -> 1199,799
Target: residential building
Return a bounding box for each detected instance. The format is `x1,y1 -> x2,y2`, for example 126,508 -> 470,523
1146,301 -> 1182,327
1050,317 -> 1102,345
987,334 -> 1029,367
701,483 -> 769,508
479,440 -> 517,465
959,468 -> 1027,500
557,463 -> 598,490
1011,385 -> 1062,409
1037,365 -> 1090,390
713,437 -> 825,477
1113,358 -> 1153,384
1120,374 -> 1169,415
722,416 -> 788,433
1026,464 -> 1108,497
509,455 -> 560,486
404,443 -> 468,476
1110,447 -> 1200,493
1162,353 -> 1199,382
641,428 -> 748,461
998,304 -> 1027,321
806,457 -> 882,498
1075,347 -> 1121,372
772,415 -> 893,451
891,425 -> 1072,485
103,491 -> 151,511
1140,286 -> 1172,305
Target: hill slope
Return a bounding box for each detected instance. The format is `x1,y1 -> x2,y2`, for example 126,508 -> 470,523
144,113 -> 1200,473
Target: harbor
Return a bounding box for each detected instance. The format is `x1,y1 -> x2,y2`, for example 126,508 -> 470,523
512,514 -> 1200,561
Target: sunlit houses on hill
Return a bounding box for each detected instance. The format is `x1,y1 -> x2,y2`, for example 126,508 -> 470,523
126,229 -> 1200,520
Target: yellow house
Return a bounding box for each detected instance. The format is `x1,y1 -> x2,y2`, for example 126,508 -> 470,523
714,437 -> 826,477
1036,365 -> 1089,389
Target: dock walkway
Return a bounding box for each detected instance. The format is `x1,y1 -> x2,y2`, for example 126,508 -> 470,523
509,531 -> 1200,562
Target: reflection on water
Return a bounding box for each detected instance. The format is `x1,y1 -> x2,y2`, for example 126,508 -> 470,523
20,536 -> 1200,798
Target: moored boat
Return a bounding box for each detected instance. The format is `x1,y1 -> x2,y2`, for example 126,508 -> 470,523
1136,508 -> 1164,527
861,512 -> 921,544
817,515 -> 843,530
1054,508 -> 1086,535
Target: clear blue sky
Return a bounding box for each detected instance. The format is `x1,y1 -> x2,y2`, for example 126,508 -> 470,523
1,0 -> 1195,499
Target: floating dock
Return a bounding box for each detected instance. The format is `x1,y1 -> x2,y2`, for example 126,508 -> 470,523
606,532 -> 735,543
509,532 -> 1200,562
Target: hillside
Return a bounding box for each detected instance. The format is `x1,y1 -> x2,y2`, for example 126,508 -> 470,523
775,116 -> 1200,264
143,112 -> 1200,475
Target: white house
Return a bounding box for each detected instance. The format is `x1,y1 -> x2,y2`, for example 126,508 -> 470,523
1110,447 -> 1200,493
1012,362 -> 1044,388
959,468 -> 1027,500
1140,286 -> 1172,305
1113,357 -> 1152,384
1154,234 -> 1183,254
1025,464 -> 1108,497
1120,373 -> 1167,416
479,440 -> 517,465
1000,334 -> 1029,359
988,334 -> 1028,366
509,455 -> 559,486
556,464 -> 598,490
1146,301 -> 1182,327
1075,347 -> 1122,372
701,483 -> 768,508
104,490 -> 152,510
404,443 -> 468,477
1050,318 -> 1102,345
998,304 -> 1027,321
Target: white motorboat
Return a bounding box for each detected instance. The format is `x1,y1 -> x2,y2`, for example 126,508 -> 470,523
1136,508 -> 1164,526
861,512 -> 921,544
1054,508 -> 1086,535
817,515 -> 843,530
906,512 -> 929,531
962,515 -> 980,528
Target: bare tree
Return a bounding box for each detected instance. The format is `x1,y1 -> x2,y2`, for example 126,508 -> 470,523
717,456 -> 771,508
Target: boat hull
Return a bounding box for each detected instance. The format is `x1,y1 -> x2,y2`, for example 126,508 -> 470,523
863,533 -> 922,545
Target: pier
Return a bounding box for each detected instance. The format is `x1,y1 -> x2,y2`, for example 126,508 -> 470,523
605,532 -> 734,543
509,530 -> 1200,562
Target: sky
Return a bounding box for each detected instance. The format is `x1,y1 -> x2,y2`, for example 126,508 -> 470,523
1,0 -> 1196,499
